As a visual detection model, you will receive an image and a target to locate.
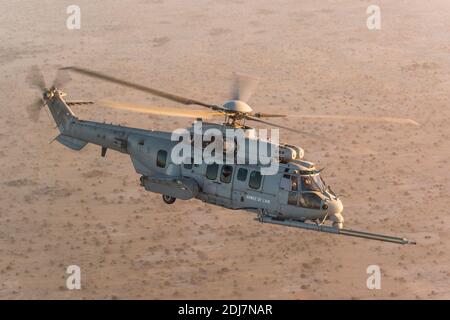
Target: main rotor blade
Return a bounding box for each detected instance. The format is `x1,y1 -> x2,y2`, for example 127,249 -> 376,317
252,112 -> 287,118
27,65 -> 46,90
245,115 -> 326,140
99,100 -> 224,119
62,66 -> 220,110
231,73 -> 259,102
53,68 -> 72,89
289,114 -> 420,126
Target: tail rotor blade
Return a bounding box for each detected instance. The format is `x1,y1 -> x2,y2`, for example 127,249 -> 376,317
26,99 -> 45,122
27,65 -> 46,90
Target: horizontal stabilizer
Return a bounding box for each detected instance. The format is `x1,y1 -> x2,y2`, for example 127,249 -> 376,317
66,101 -> 94,106
56,134 -> 88,151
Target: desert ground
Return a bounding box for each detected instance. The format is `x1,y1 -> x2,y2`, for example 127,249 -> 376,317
0,0 -> 449,299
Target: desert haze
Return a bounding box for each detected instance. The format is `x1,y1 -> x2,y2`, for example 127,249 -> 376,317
0,0 -> 449,299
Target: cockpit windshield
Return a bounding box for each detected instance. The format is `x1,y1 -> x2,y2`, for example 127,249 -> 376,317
301,174 -> 326,192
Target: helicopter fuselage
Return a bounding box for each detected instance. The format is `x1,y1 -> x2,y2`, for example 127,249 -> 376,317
36,86 -> 418,245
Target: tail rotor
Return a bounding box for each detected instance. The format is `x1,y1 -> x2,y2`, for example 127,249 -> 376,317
26,66 -> 72,122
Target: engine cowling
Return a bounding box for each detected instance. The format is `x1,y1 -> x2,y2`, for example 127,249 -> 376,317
279,144 -> 304,162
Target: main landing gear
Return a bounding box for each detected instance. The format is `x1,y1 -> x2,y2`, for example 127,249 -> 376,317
162,195 -> 176,204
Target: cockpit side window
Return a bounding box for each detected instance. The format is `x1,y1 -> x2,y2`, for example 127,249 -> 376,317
220,165 -> 233,183
298,193 -> 321,209
206,163 -> 219,180
288,191 -> 298,206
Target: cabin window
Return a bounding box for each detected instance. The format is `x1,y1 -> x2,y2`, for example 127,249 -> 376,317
299,193 -> 321,209
206,163 -> 219,180
220,165 -> 233,183
249,171 -> 262,189
156,150 -> 167,168
237,168 -> 248,181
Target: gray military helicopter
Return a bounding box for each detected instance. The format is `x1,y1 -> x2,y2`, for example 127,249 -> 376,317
27,66 -> 417,245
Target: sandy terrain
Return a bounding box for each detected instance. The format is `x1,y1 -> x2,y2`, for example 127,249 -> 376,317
0,0 -> 449,299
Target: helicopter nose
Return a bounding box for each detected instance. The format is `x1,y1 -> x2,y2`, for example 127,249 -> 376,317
327,199 -> 343,214
326,199 -> 344,229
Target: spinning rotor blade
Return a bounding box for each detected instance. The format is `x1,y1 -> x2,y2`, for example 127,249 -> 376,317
99,100 -> 224,119
26,99 -> 45,122
62,66 -> 220,110
27,65 -> 46,90
289,114 -> 420,126
252,112 -> 286,118
53,68 -> 72,89
26,66 -> 71,123
231,73 -> 259,102
26,66 -> 47,122
245,115 -> 326,140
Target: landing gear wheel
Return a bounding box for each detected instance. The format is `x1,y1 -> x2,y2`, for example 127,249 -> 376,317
162,195 -> 176,204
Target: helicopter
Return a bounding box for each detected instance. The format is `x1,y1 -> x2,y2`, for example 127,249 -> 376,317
26,66 -> 417,245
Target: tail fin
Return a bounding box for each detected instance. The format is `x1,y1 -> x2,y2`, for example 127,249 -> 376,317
45,89 -> 89,151
45,89 -> 76,133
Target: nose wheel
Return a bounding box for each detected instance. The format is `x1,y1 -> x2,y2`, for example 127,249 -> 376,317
162,195 -> 176,204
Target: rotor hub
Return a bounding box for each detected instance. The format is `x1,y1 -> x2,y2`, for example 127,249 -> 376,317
43,89 -> 54,100
222,100 -> 253,114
